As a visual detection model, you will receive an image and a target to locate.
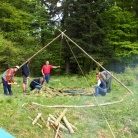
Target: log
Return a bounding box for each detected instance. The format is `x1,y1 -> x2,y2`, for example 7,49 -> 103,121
62,116 -> 74,134
32,113 -> 42,125
46,116 -> 51,130
54,108 -> 67,126
28,116 -> 42,128
49,119 -> 67,131
70,123 -> 78,131
54,124 -> 60,138
49,114 -> 68,130
32,99 -> 124,108
50,124 -> 62,138
40,116 -> 47,125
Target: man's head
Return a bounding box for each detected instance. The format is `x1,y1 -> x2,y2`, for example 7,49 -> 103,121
46,61 -> 49,65
39,77 -> 44,83
14,66 -> 19,72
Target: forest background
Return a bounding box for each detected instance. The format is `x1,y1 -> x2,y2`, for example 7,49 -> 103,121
0,0 -> 138,76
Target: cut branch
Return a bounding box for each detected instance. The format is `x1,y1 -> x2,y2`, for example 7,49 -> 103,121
32,99 -> 124,108
62,116 -> 74,133
32,113 -> 42,125
28,116 -> 42,128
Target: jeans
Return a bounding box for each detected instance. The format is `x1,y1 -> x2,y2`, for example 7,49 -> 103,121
44,74 -> 50,83
2,78 -> 12,95
94,86 -> 107,96
35,85 -> 42,90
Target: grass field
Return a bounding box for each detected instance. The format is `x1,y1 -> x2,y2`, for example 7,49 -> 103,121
0,70 -> 138,138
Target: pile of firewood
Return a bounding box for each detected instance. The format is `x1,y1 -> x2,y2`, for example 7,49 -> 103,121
28,109 -> 77,138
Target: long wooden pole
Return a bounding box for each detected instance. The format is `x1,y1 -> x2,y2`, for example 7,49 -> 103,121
32,99 -> 124,108
59,30 -> 133,95
19,30 -> 66,68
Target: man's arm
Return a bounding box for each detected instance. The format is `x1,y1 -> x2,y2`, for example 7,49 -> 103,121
41,68 -> 44,76
52,66 -> 60,69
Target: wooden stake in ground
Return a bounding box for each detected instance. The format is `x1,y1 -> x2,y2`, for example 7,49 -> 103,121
32,113 -> 42,125
62,116 -> 74,134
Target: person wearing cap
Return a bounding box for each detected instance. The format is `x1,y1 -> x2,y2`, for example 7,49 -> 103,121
22,60 -> 30,93
1,66 -> 19,95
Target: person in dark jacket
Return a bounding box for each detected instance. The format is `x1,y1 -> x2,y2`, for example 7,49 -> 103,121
94,73 -> 107,96
30,77 -> 44,91
22,60 -> 30,92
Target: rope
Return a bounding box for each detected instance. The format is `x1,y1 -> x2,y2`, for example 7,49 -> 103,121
63,35 -> 116,138
64,37 -> 91,88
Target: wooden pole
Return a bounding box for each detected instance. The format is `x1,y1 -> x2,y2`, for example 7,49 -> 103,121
28,116 -> 42,128
32,99 -> 124,108
54,124 -> 60,138
58,30 -> 133,95
40,116 -> 47,125
32,113 -> 42,125
48,119 -> 67,131
54,108 -> 67,126
19,30 -> 66,69
62,116 -> 74,133
50,124 -> 62,138
46,116 -> 51,130
49,114 -> 68,130
49,114 -> 67,130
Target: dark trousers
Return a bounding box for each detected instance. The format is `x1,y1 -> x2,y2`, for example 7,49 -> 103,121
2,78 -> 12,95
44,74 -> 50,83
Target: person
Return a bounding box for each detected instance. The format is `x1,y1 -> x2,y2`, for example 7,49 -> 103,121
30,77 -> 44,91
94,73 -> 107,96
41,61 -> 60,85
1,66 -> 19,95
22,60 -> 30,92
97,71 -> 112,92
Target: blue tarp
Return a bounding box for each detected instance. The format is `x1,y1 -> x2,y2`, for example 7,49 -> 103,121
0,128 -> 15,138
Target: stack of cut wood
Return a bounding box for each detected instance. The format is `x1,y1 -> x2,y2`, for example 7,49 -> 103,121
28,109 -> 77,138
30,86 -> 93,97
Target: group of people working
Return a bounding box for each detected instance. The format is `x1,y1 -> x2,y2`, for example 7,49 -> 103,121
1,60 -> 60,95
1,60 -> 112,97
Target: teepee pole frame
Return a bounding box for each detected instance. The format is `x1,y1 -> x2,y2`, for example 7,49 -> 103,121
59,30 -> 133,95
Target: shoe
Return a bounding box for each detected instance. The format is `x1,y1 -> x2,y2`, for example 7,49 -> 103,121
9,92 -> 13,95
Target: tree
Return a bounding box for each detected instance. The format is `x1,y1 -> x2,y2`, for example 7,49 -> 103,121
101,6 -> 138,71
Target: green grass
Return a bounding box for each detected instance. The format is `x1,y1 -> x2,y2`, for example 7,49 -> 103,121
0,74 -> 138,138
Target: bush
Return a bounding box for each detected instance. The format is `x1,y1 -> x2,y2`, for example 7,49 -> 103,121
121,75 -> 135,86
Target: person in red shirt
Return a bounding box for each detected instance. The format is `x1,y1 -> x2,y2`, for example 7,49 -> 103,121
1,66 -> 19,95
41,61 -> 60,85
